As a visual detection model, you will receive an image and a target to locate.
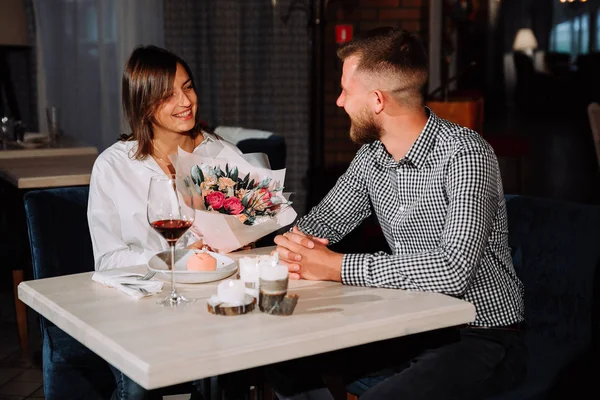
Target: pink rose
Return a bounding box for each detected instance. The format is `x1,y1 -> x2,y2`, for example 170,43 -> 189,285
205,191 -> 225,209
257,189 -> 272,205
223,197 -> 245,215
252,189 -> 273,211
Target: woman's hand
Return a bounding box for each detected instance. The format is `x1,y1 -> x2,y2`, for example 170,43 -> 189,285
186,239 -> 214,252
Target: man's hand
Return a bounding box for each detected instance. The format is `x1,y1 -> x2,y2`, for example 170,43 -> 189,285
273,227 -> 342,282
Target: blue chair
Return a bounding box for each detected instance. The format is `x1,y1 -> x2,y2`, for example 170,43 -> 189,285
346,195 -> 600,399
24,187 -> 115,399
237,135 -> 287,171
237,134 -> 287,248
25,187 -> 211,399
490,195 -> 600,399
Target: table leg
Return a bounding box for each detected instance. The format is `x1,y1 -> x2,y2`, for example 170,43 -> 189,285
13,269 -> 29,354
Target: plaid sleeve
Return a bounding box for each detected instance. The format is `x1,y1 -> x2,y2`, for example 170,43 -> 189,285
296,147 -> 372,244
341,146 -> 500,296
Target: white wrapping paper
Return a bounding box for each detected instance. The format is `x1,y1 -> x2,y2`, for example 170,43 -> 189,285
171,147 -> 297,253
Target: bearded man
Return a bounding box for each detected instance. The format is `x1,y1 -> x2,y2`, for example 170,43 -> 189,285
268,27 -> 526,400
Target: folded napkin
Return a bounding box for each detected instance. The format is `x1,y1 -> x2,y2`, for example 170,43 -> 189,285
92,270 -> 163,299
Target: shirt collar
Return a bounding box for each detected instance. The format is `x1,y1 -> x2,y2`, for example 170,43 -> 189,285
372,107 -> 438,170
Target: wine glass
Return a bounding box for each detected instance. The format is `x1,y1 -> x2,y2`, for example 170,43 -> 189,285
147,174 -> 195,307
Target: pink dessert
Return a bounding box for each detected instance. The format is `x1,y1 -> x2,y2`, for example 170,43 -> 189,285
186,252 -> 217,271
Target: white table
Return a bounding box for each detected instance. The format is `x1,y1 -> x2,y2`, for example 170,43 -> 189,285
0,153 -> 97,188
0,133 -> 97,159
18,248 -> 476,390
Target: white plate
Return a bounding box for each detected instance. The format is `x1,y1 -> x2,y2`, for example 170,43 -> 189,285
147,249 -> 237,284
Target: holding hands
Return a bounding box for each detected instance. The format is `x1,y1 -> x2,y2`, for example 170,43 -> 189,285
274,226 -> 343,282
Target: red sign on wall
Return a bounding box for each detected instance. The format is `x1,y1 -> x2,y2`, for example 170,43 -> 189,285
335,24 -> 353,44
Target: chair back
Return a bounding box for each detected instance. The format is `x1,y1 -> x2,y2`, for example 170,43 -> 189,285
24,187 -> 95,280
426,97 -> 484,134
588,102 -> 600,170
237,135 -> 287,170
506,195 -> 600,343
24,187 -> 115,399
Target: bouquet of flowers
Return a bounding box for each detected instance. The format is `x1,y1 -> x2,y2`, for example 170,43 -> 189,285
189,163 -> 289,226
172,145 -> 297,253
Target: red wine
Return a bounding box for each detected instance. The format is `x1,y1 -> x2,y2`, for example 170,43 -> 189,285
151,219 -> 193,242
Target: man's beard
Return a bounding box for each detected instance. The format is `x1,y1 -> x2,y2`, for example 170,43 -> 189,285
349,109 -> 382,145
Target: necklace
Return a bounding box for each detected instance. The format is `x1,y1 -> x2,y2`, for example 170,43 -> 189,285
152,142 -> 172,165
152,136 -> 194,166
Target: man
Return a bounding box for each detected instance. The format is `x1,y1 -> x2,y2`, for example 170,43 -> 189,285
269,27 -> 526,399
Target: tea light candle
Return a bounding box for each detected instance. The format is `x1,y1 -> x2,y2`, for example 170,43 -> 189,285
259,262 -> 288,281
239,257 -> 259,281
217,279 -> 246,305
239,256 -> 260,297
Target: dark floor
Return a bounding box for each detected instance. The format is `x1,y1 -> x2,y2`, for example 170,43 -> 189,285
0,291 -> 43,400
0,102 -> 598,400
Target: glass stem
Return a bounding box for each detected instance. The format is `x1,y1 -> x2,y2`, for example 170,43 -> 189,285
170,242 -> 177,299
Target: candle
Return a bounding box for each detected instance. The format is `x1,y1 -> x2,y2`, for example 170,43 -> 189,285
259,260 -> 289,313
217,279 -> 246,305
258,254 -> 275,265
259,262 -> 288,281
239,257 -> 260,298
239,257 -> 259,280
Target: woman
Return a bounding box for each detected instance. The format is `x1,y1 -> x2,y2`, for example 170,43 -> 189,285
88,45 -> 244,272
88,45 -> 247,400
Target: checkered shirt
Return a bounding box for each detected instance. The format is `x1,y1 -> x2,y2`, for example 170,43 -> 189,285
297,109 -> 525,327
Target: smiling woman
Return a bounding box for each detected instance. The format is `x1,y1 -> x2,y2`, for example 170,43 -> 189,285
121,46 -> 203,175
86,45 -> 249,399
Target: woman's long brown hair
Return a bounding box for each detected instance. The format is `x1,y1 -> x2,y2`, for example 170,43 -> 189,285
121,45 -> 202,160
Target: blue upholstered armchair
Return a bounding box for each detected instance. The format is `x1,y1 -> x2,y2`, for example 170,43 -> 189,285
24,187 -> 115,399
237,134 -> 287,248
490,195 -> 600,399
236,135 -> 287,171
345,195 -> 600,399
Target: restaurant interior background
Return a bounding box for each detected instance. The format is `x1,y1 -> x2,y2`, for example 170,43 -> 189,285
0,0 -> 599,397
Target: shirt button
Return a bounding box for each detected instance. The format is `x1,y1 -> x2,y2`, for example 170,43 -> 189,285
399,206 -> 405,212
395,242 -> 401,249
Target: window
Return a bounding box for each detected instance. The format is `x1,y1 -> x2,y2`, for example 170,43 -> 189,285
597,12 -> 600,51
579,13 -> 589,54
573,17 -> 580,57
552,20 -> 572,53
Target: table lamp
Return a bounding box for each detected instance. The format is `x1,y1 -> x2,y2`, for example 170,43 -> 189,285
513,28 -> 538,56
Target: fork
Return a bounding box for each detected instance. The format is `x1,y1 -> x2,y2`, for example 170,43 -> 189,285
137,271 -> 156,281
121,283 -> 150,295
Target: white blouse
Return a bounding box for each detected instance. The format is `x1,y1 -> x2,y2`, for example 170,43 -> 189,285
88,132 -> 244,271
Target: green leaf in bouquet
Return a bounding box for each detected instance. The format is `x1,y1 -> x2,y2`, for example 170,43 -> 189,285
239,172 -> 250,187
241,190 -> 253,207
245,215 -> 256,225
225,164 -> 230,176
191,165 -> 204,185
248,179 -> 255,189
231,166 -> 239,182
215,165 -> 223,177
257,177 -> 272,189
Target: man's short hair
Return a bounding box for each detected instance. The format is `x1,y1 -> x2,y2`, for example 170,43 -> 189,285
337,27 -> 428,108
